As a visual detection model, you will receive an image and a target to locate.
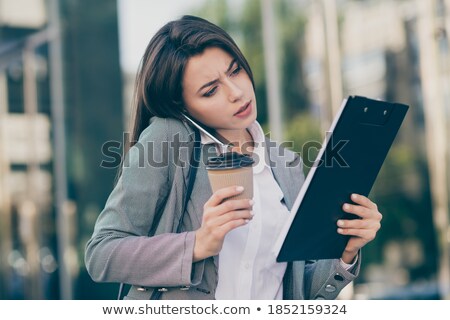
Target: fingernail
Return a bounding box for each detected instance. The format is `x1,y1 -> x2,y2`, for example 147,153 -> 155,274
337,228 -> 343,233
343,204 -> 350,210
250,211 -> 254,216
337,220 -> 344,227
236,186 -> 244,192
352,194 -> 358,200
244,219 -> 250,224
249,200 -> 254,205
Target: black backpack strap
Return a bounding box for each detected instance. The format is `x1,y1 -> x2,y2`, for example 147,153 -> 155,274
118,128 -> 201,300
177,128 -> 201,233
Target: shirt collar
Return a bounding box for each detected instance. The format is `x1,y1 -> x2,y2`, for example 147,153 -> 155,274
199,120 -> 270,173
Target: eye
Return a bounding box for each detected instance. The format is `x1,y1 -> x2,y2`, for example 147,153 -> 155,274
230,64 -> 242,76
203,86 -> 218,97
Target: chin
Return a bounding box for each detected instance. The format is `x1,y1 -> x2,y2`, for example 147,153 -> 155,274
236,115 -> 256,129
247,109 -> 257,125
247,116 -> 257,127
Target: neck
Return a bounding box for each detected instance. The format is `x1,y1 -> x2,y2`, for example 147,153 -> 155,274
216,128 -> 254,155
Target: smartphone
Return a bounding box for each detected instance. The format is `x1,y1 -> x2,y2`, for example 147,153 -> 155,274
182,114 -> 232,154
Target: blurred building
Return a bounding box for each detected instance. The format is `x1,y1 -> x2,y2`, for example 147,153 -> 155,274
304,0 -> 417,128
0,0 -> 123,299
303,0 -> 448,299
0,0 -> 54,300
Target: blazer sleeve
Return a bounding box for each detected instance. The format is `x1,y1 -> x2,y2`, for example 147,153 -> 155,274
84,118 -> 203,288
302,252 -> 361,299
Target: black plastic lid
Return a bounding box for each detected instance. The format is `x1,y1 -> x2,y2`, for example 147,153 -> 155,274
206,152 -> 254,170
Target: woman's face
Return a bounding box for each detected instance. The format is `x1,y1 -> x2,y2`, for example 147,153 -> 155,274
182,47 -> 257,136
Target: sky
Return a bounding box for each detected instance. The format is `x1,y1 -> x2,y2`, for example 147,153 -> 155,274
117,0 -> 207,73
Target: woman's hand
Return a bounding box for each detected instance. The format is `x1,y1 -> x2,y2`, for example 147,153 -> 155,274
337,193 -> 382,264
193,186 -> 253,262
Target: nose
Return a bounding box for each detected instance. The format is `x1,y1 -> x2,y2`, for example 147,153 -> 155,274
226,79 -> 244,103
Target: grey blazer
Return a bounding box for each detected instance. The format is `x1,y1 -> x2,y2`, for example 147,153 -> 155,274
85,117 -> 360,300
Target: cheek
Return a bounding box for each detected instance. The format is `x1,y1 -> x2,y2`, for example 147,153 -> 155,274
183,93 -> 203,115
238,75 -> 255,97
186,99 -> 227,126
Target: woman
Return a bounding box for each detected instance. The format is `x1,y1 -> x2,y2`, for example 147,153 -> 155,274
85,15 -> 382,300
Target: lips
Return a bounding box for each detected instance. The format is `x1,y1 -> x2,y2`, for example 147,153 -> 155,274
234,101 -> 251,116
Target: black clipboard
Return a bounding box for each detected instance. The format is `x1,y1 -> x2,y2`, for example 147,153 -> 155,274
274,96 -> 409,262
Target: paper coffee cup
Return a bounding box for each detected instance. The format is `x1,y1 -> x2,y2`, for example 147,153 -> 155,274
206,152 -> 254,200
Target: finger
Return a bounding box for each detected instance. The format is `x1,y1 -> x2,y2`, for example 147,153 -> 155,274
219,218 -> 249,235
337,218 -> 381,230
216,198 -> 254,215
338,227 -> 377,241
205,186 -> 245,207
350,194 -> 377,210
214,209 -> 253,227
342,203 -> 372,219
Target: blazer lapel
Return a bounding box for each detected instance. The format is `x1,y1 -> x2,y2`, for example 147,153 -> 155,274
188,145 -> 214,227
265,137 -> 304,211
190,144 -> 221,269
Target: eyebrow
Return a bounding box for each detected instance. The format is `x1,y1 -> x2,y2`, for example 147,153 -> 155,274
196,59 -> 237,94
